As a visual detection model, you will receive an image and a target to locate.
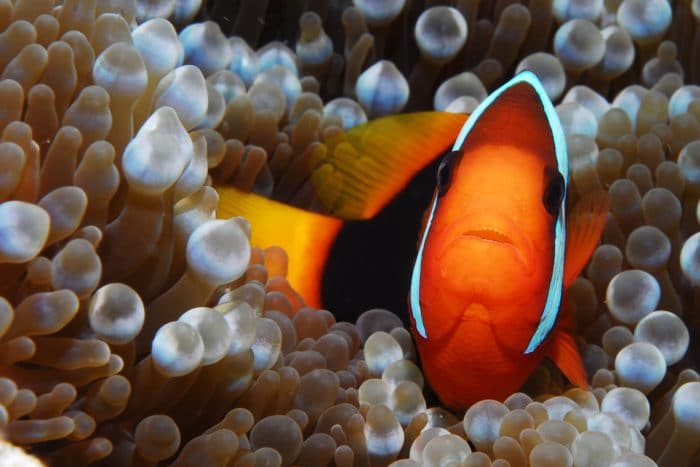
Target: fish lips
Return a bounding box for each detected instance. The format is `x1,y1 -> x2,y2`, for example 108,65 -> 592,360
434,215 -> 536,281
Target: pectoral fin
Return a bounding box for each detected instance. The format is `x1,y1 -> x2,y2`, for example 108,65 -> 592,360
546,327 -> 589,388
564,189 -> 611,288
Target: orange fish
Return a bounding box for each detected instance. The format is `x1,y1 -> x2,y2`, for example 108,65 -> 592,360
409,72 -> 609,409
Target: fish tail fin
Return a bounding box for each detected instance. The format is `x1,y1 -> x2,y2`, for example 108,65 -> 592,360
564,189 -> 610,288
216,185 -> 343,308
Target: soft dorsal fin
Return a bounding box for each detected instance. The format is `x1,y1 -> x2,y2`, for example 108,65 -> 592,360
564,189 -> 611,288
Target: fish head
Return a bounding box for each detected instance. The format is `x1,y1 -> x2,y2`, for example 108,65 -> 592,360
410,71 -> 568,350
426,142 -> 563,306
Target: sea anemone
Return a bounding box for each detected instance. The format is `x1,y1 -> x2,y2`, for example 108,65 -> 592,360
0,1 -> 698,466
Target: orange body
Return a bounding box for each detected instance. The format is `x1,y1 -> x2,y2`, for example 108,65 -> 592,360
410,74 -> 608,409
416,143 -> 558,408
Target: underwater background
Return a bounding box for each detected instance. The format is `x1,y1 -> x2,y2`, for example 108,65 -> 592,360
0,0 -> 698,466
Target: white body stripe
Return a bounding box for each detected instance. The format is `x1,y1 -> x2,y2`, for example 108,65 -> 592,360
410,194 -> 438,338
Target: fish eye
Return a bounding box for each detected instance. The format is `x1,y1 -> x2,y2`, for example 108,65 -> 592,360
543,167 -> 565,216
437,151 -> 459,197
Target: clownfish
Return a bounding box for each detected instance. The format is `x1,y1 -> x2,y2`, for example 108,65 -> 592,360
409,72 -> 609,409
215,72 -> 608,408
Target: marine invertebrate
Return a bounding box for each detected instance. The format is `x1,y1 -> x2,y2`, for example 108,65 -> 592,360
0,1 -> 698,467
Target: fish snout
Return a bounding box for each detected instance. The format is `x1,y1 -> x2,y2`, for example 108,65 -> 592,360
433,217 -> 537,303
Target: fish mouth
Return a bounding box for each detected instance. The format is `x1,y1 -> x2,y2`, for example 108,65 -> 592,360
461,228 -> 513,245
436,214 -> 534,273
